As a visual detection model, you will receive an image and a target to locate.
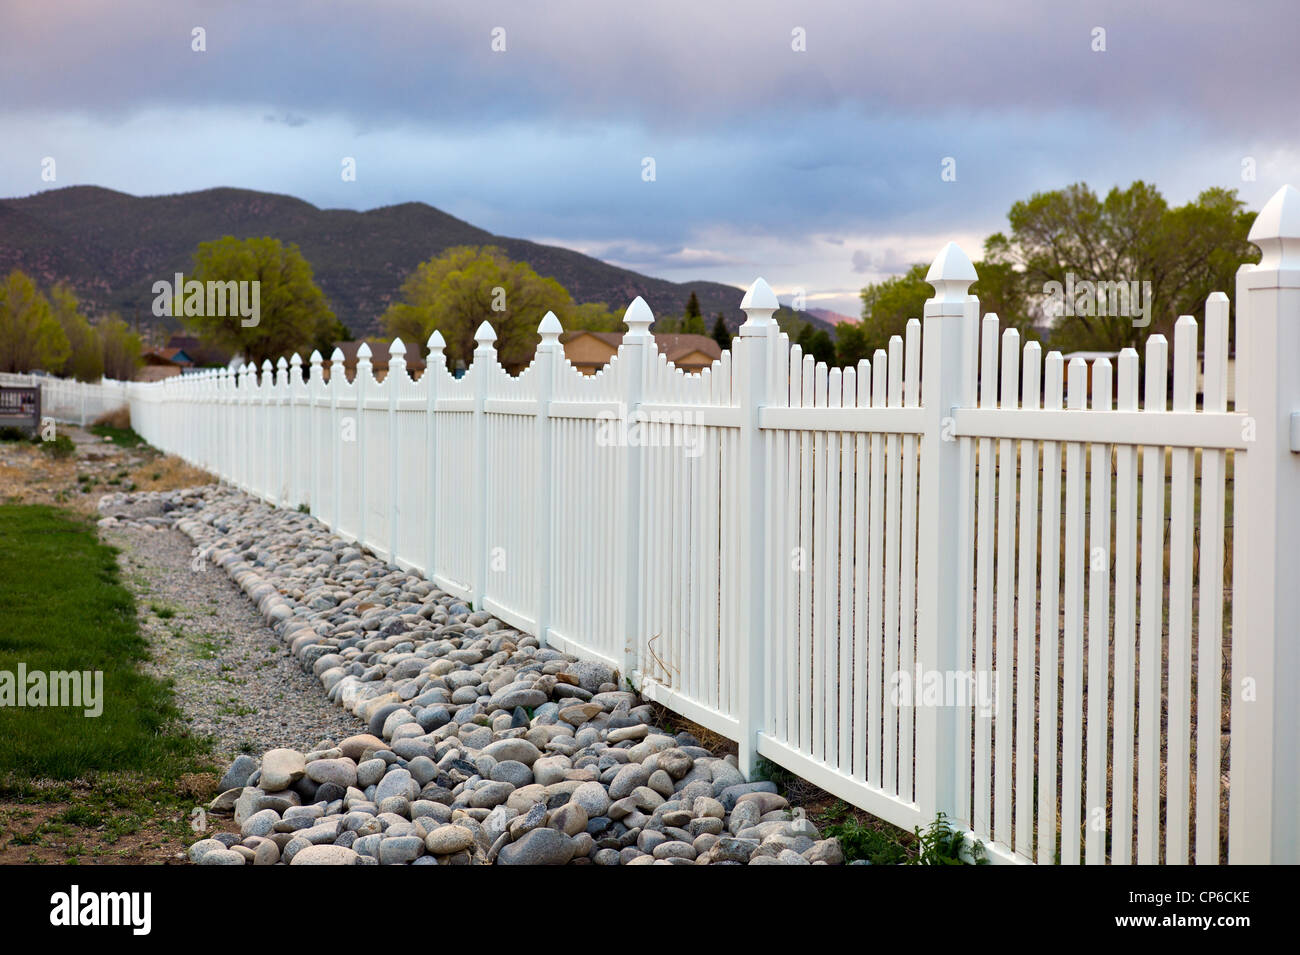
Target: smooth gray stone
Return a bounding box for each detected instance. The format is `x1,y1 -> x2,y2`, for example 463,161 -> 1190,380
718,780 -> 778,810
219,754 -> 259,792
497,827 -> 575,866
378,835 -> 425,864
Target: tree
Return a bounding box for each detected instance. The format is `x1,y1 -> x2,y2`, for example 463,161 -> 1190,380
99,314 -> 143,380
987,181 -> 1255,352
857,258 -> 1038,357
50,284 -> 104,382
858,263 -> 930,355
184,236 -> 337,367
798,325 -> 836,366
775,308 -> 810,343
569,302 -> 625,334
710,313 -> 732,352
311,315 -> 352,359
834,320 -> 872,368
382,245 -> 574,368
0,270 -> 68,373
682,292 -> 706,334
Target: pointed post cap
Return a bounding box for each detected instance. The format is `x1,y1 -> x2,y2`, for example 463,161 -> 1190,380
329,347 -> 345,363
475,321 -> 497,348
356,342 -> 372,362
624,296 -> 653,341
309,349 -> 322,365
925,242 -> 977,306
426,330 -> 446,363
390,337 -> 406,357
1247,184 -> 1300,270
261,359 -> 273,371
277,356 -> 288,369
289,353 -> 302,368
740,277 -> 779,335
538,310 -> 563,343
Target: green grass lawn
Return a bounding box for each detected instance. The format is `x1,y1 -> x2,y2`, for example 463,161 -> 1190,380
0,503 -> 206,778
88,424 -> 145,448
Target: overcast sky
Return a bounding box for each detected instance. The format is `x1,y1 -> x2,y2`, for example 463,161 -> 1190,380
2,1 -> 1296,316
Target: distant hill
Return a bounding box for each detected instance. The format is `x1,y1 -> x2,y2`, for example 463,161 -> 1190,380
807,307 -> 859,326
0,186 -> 832,343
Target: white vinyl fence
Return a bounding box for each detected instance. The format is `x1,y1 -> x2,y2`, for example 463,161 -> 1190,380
78,185 -> 1300,864
0,372 -> 130,425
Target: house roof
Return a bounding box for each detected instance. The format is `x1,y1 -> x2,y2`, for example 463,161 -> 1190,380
165,334 -> 232,367
331,340 -> 426,367
141,349 -> 182,366
561,330 -> 723,365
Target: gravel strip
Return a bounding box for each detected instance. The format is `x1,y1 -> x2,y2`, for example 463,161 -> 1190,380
101,489 -> 367,760
98,486 -> 844,866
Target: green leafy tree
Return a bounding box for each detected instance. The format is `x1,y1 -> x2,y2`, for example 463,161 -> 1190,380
0,270 -> 68,373
858,264 -> 930,355
569,302 -> 625,334
99,314 -> 143,380
382,245 -> 575,368
858,258 -> 1039,356
987,181 -> 1255,351
834,320 -> 872,368
311,315 -> 352,359
798,325 -> 836,366
50,284 -> 104,382
183,236 -> 337,367
775,308 -> 809,343
710,313 -> 732,352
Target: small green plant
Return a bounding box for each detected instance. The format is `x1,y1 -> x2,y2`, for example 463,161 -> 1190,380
150,602 -> 177,620
752,756 -> 795,792
297,503 -> 310,513
39,434 -> 76,459
0,426 -> 31,442
907,812 -> 987,865
823,813 -> 909,865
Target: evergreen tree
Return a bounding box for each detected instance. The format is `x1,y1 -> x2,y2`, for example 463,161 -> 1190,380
710,313 -> 732,351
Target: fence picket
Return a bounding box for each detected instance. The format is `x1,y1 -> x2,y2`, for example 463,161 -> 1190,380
1085,358 -> 1113,865
1137,334 -> 1169,864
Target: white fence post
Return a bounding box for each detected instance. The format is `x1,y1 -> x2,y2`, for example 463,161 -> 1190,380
289,354 -> 303,505
618,298 -> 653,685
257,360 -> 269,501
915,242 -> 977,826
239,364 -> 252,493
425,332 -> 446,582
309,350 -> 322,514
472,322 -> 496,610
534,313 -> 562,646
277,356 -> 290,504
1229,183 -> 1300,863
356,343 -> 373,547
736,277 -> 777,779
387,338 -> 406,565
330,348 -> 344,533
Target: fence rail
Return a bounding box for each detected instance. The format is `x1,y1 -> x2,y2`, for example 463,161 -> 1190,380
26,185 -> 1300,864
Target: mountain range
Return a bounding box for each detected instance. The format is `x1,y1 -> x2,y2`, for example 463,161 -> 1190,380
0,186 -> 832,341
